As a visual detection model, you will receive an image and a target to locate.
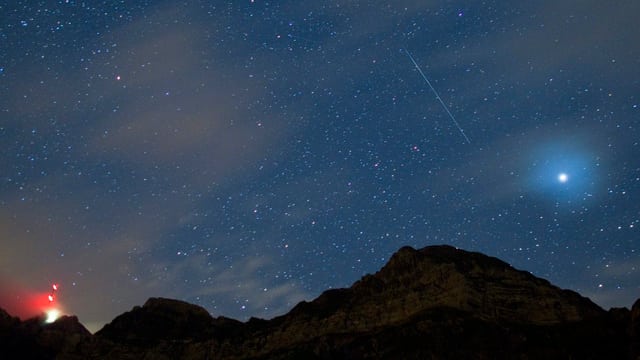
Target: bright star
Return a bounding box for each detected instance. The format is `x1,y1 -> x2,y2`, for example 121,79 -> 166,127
558,173 -> 568,183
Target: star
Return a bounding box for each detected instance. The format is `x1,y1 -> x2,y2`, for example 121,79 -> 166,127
558,173 -> 568,183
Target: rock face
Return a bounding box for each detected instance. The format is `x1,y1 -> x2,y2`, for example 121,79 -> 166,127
632,299 -> 640,357
1,245 -> 638,359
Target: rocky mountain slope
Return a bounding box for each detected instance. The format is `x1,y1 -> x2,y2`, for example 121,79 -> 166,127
2,245 -> 639,359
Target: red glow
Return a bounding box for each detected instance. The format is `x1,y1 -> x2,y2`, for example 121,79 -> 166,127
0,279 -> 64,320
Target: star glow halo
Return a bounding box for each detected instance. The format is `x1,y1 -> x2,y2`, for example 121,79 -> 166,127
527,141 -> 597,201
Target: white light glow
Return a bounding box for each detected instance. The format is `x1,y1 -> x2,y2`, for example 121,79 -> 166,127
45,309 -> 60,323
558,173 -> 568,183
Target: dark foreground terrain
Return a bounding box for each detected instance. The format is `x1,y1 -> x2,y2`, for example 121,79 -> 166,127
2,245 -> 639,359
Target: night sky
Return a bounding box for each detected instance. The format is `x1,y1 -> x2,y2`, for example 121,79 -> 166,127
1,1 -> 639,332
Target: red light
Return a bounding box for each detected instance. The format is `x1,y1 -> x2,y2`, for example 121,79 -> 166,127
48,295 -> 54,302
52,284 -> 58,291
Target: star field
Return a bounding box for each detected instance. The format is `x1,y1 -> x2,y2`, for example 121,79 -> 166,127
1,1 -> 639,332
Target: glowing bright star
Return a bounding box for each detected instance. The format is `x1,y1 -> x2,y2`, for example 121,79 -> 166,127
558,173 -> 569,183
45,309 -> 60,323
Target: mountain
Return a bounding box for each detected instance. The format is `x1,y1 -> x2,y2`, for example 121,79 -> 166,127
1,245 -> 638,359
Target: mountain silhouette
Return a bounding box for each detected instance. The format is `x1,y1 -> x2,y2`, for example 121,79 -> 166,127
1,245 -> 638,359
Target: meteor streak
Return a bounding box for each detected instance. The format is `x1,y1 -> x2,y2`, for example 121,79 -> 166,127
404,49 -> 471,144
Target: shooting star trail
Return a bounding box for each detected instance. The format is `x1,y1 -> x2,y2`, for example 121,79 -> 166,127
404,49 -> 471,144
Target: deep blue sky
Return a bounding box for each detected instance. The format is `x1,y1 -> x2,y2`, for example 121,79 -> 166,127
1,1 -> 639,332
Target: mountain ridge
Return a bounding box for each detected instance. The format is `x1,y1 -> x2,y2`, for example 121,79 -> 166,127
1,244 -> 638,359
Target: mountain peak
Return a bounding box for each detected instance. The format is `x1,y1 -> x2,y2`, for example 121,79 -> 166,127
354,244 -> 603,325
96,297 -> 215,345
384,244 -> 514,274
